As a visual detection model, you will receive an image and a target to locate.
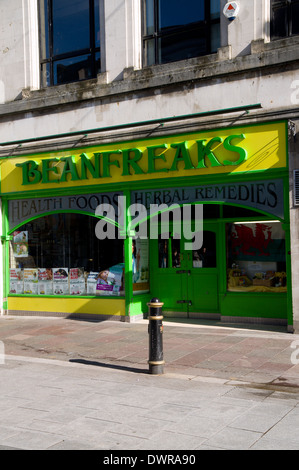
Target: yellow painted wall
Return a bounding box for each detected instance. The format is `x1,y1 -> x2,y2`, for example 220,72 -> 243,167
8,296 -> 126,316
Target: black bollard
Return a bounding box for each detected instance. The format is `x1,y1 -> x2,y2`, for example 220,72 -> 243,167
148,297 -> 164,375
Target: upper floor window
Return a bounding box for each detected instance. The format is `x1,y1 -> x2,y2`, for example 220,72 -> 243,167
39,0 -> 101,87
142,0 -> 220,66
271,0 -> 299,40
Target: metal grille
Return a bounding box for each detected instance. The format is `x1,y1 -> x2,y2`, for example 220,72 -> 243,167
294,170 -> 299,206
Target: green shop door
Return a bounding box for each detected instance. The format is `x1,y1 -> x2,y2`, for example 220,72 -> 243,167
150,223 -> 219,316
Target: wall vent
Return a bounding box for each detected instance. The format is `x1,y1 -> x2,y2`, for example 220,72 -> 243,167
294,170 -> 299,206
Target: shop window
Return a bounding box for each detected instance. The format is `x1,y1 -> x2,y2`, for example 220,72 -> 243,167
270,0 -> 299,40
9,213 -> 124,296
39,0 -> 101,86
226,221 -> 287,293
142,0 -> 220,66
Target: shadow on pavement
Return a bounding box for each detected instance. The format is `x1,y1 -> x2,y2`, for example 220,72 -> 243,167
69,358 -> 148,374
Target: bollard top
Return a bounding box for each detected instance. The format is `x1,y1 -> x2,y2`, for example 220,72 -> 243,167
147,297 -> 164,309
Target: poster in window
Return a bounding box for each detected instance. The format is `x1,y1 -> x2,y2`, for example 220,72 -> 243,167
87,272 -> 99,295
13,231 -> 28,258
133,239 -> 149,293
53,268 -> 69,295
229,223 -> 285,262
70,268 -> 86,295
96,264 -> 124,296
9,268 -> 24,294
23,268 -> 38,294
38,268 -> 53,295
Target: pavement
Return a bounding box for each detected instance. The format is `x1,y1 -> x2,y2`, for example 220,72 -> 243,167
1,315 -> 299,450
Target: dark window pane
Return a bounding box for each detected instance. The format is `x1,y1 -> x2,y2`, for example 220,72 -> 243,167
95,51 -> 101,74
54,55 -> 93,85
145,0 -> 155,35
291,4 -> 299,35
158,238 -> 169,268
193,231 -> 216,268
39,0 -> 101,86
52,0 -> 90,55
143,38 -> 155,65
210,0 -> 220,19
211,23 -> 220,52
271,5 -> 288,39
223,205 -> 262,218
203,204 -> 220,219
159,0 -> 205,31
159,29 -> 207,63
272,6 -> 288,38
142,0 -> 219,66
94,0 -> 101,47
41,62 -> 51,87
171,238 -> 181,268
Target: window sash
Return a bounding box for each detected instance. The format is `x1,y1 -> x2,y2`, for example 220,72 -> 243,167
39,0 -> 101,86
271,0 -> 299,39
142,0 -> 220,66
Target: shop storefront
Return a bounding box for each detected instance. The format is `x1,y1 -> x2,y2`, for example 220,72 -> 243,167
0,120 -> 292,328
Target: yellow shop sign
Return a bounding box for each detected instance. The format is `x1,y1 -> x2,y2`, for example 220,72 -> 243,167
2,122 -> 287,192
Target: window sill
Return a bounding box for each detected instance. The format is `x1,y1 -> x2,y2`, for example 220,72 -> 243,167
1,38 -> 299,118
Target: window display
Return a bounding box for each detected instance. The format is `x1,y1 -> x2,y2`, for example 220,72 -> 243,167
9,213 -> 124,296
226,221 -> 287,293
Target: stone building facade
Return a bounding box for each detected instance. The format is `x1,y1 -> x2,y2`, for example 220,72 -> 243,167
0,0 -> 299,331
